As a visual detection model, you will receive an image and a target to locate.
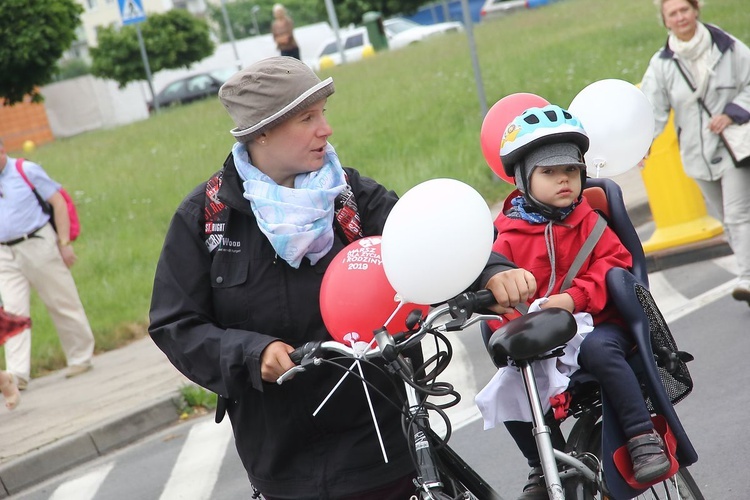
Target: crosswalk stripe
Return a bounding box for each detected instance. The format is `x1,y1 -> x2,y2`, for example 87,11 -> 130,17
647,271 -> 690,315
49,462 -> 114,500
663,279 -> 736,324
159,416 -> 233,500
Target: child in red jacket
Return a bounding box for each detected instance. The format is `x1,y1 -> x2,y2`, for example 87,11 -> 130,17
484,105 -> 670,499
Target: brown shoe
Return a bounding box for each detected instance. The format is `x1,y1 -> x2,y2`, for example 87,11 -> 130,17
732,280 -> 750,306
627,430 -> 671,483
66,362 -> 93,378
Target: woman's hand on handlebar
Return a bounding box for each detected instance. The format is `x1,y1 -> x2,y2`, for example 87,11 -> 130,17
261,341 -> 296,382
484,269 -> 537,314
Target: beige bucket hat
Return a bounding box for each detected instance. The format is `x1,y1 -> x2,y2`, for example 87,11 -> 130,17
218,56 -> 334,142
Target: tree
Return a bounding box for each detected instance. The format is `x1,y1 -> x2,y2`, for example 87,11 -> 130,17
332,0 -> 427,26
91,10 -> 214,88
0,0 -> 83,105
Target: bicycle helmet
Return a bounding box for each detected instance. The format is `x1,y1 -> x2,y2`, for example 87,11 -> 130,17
500,105 -> 589,177
499,105 -> 590,220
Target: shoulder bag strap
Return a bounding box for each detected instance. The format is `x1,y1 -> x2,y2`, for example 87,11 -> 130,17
673,58 -> 744,165
559,214 -> 607,293
673,59 -> 713,117
15,158 -> 33,188
15,158 -> 51,212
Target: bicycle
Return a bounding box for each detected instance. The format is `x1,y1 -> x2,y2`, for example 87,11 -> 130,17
278,289 -> 507,500
483,268 -> 704,499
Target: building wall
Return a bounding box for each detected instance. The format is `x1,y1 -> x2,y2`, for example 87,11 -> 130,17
75,0 -> 175,49
0,98 -> 55,153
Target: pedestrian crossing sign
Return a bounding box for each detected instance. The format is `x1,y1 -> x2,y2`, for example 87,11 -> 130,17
118,0 -> 147,26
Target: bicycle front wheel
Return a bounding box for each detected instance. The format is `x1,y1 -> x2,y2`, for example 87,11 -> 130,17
633,467 -> 704,500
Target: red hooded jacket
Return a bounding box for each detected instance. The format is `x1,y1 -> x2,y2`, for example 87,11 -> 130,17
492,191 -> 632,326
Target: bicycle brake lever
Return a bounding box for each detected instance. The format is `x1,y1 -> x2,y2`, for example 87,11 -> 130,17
276,365 -> 307,385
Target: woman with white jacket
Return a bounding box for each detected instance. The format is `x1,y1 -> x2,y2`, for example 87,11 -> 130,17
641,0 -> 750,305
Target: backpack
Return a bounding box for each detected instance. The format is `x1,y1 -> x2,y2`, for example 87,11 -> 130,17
15,158 -> 81,242
203,169 -> 363,255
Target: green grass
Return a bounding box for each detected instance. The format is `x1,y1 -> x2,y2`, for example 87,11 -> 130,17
177,383 -> 218,419
2,0 -> 747,376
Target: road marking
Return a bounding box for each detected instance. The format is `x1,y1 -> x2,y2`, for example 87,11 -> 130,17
647,271 -> 690,314
446,272 -> 737,433
49,462 -> 114,500
663,278 -> 736,324
159,416 -> 233,500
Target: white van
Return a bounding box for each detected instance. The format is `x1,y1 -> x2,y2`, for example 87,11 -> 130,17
311,27 -> 373,72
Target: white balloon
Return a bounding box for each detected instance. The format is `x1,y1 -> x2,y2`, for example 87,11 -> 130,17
381,178 -> 494,305
569,79 -> 655,178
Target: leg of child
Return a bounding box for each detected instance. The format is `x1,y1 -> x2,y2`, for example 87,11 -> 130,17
577,323 -> 669,482
0,370 -> 20,410
505,418 -> 566,498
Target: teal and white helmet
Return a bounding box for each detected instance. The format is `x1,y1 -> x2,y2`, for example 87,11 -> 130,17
499,105 -> 589,178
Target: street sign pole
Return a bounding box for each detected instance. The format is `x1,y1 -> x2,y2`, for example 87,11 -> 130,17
460,0 -> 488,118
118,0 -> 158,112
135,25 -> 159,113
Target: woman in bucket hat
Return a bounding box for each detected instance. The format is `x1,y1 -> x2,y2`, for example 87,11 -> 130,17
148,56 -> 535,499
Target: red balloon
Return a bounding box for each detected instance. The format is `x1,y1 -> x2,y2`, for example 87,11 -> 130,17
320,236 -> 429,345
480,93 -> 550,184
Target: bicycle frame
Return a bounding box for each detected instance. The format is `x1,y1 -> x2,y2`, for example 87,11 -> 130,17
518,359 -> 601,499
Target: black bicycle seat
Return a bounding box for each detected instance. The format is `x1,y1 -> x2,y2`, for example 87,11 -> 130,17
487,309 -> 577,368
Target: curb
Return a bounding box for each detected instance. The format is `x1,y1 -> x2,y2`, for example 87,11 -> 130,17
645,234 -> 733,274
627,201 -> 733,274
0,393 -> 181,498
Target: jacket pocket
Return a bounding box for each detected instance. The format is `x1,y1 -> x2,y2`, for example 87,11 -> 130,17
211,259 -> 251,325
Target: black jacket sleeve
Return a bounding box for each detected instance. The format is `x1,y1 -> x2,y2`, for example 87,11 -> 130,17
148,187 -> 275,398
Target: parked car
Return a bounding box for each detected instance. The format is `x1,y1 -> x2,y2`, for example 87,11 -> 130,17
147,68 -> 236,113
311,27 -> 374,72
382,17 -> 463,50
480,0 -> 528,21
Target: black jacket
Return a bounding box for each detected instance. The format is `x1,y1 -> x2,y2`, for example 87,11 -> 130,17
149,156 -> 516,498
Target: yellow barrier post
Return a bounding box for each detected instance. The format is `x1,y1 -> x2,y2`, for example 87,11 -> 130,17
641,112 -> 724,253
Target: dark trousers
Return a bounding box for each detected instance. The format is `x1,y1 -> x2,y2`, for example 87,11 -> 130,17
505,322 -> 654,467
281,47 -> 300,60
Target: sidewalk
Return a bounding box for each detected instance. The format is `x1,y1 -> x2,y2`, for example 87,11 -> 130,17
0,168 -> 732,498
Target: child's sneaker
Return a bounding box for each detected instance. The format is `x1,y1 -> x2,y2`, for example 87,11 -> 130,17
517,466 -> 547,500
627,430 -> 670,483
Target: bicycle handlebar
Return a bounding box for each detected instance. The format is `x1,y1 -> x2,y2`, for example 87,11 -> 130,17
279,289 -> 500,385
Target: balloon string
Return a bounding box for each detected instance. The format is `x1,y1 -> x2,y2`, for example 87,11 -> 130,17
383,299 -> 407,331
313,360 -> 356,417
354,359 -> 389,463
311,357 -> 389,463
593,158 -> 606,178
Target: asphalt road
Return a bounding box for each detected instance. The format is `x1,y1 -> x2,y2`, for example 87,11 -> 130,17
13,254 -> 750,500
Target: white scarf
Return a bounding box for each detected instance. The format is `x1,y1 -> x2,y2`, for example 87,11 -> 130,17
670,22 -> 713,101
233,142 -> 347,268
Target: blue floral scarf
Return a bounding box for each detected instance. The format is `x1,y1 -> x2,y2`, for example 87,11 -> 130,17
233,142 -> 347,268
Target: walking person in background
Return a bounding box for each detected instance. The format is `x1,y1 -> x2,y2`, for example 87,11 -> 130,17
271,3 -> 300,60
0,138 -> 95,390
0,303 -> 31,409
640,0 -> 750,305
149,56 -> 536,500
